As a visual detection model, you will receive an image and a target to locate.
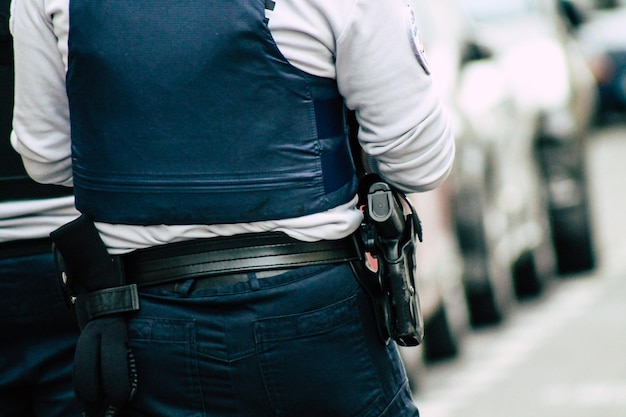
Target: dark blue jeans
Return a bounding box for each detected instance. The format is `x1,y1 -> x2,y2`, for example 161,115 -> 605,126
0,252 -> 82,417
124,263 -> 419,417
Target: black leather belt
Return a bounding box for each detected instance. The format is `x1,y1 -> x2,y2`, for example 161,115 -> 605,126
0,238 -> 53,259
118,232 -> 362,289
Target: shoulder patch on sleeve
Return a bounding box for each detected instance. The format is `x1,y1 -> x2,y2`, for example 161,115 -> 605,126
405,4 -> 431,75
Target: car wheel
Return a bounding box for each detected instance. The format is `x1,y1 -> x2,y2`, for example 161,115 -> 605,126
423,304 -> 458,362
536,138 -> 596,275
513,248 -> 554,298
549,197 -> 595,274
513,195 -> 557,298
453,178 -> 513,326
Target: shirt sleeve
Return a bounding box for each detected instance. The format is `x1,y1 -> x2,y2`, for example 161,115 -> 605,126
9,0 -> 73,186
335,0 -> 455,193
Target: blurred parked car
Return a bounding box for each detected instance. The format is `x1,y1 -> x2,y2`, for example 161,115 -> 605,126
399,182 -> 468,391
460,0 -> 598,276
412,0 -> 557,327
573,0 -> 626,121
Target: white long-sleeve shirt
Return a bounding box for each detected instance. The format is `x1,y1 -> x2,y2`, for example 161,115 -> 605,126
0,196 -> 78,242
9,0 -> 454,254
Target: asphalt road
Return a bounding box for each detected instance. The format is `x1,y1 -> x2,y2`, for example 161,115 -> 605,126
411,121 -> 626,417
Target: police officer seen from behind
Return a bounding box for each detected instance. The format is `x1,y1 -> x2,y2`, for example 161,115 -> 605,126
0,0 -> 81,414
10,0 -> 455,415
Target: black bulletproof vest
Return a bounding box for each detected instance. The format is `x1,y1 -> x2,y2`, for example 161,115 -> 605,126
66,0 -> 357,225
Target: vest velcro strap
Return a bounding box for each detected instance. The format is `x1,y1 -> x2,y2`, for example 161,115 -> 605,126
82,284 -> 140,322
314,96 -> 344,139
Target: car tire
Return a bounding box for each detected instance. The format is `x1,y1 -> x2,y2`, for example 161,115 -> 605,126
536,137 -> 596,275
453,179 -> 513,327
513,248 -> 554,298
423,304 -> 458,362
549,199 -> 596,274
513,201 -> 557,298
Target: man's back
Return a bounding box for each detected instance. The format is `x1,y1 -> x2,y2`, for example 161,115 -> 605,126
9,1 -> 454,415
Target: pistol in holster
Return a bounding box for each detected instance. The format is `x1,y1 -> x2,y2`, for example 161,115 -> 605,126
352,177 -> 425,347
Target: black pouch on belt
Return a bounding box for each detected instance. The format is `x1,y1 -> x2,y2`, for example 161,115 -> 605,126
51,214 -> 138,417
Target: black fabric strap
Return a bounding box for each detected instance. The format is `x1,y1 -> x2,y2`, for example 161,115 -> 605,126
120,232 -> 361,288
0,237 -> 53,259
80,284 -> 140,323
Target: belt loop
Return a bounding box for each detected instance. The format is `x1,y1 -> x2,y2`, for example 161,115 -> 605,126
178,279 -> 197,295
248,272 -> 261,290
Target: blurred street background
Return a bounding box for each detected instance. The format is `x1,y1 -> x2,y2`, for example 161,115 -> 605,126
412,120 -> 626,417
397,0 -> 626,415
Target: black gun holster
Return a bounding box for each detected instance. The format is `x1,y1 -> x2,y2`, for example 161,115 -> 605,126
350,176 -> 424,347
51,215 -> 138,417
